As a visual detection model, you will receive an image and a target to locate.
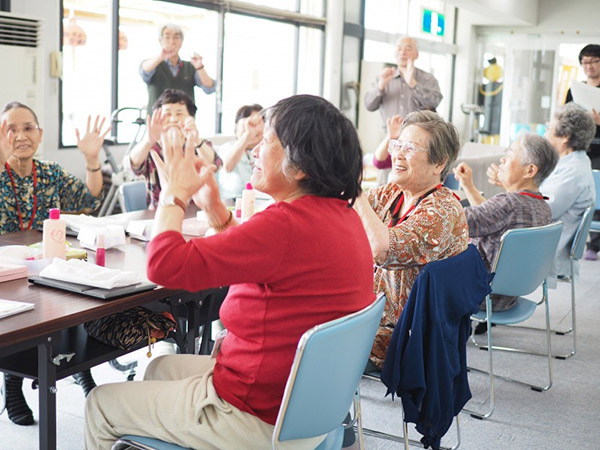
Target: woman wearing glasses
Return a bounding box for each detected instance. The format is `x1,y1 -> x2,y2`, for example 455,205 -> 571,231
0,101 -> 109,426
354,110 -> 468,369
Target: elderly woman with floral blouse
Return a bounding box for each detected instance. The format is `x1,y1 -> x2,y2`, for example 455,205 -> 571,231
354,110 -> 468,369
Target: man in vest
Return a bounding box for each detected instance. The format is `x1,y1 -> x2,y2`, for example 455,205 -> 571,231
140,23 -> 215,113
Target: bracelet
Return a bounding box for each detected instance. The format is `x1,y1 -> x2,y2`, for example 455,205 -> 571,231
197,65 -> 204,71
86,165 -> 102,172
211,210 -> 233,232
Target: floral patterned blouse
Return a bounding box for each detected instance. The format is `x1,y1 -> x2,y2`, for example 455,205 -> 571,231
0,160 -> 102,235
367,183 -> 469,368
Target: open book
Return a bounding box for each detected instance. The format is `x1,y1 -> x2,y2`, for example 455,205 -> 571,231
0,299 -> 34,319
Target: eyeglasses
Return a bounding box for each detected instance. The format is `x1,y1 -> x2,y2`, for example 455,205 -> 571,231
581,58 -> 600,66
388,139 -> 430,160
8,125 -> 39,135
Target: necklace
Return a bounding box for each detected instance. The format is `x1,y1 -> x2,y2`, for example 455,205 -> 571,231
5,161 -> 38,231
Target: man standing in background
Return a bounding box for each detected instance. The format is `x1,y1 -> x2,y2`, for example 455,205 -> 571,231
364,36 -> 442,125
565,44 -> 600,260
140,23 -> 215,113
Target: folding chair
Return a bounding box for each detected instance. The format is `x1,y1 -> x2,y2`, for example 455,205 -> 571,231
467,221 -> 563,420
361,245 -> 492,449
118,180 -> 148,212
112,293 -> 386,450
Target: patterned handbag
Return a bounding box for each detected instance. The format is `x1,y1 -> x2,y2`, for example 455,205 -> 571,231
84,307 -> 176,356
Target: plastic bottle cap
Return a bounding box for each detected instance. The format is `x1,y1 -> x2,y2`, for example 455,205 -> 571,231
49,208 -> 61,220
245,182 -> 253,190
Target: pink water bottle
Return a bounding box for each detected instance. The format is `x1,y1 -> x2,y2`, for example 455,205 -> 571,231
42,208 -> 66,259
241,182 -> 255,221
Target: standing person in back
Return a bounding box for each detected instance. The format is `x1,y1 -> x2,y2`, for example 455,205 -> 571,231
564,44 -> 600,260
364,36 -> 442,127
140,23 -> 215,114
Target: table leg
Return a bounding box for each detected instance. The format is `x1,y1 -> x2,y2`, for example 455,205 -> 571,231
38,339 -> 57,450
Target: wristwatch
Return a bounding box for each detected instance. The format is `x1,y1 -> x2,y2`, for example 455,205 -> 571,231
159,194 -> 186,212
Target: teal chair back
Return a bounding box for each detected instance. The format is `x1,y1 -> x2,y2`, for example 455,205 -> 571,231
118,180 -> 148,212
113,294 -> 386,450
571,206 -> 594,260
490,222 -> 563,297
273,293 -> 386,448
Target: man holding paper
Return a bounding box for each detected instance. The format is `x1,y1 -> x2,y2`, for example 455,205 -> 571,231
565,44 -> 600,260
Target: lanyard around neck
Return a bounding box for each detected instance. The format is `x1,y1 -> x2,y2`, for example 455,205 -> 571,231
388,184 -> 442,228
518,191 -> 549,200
5,161 -> 38,231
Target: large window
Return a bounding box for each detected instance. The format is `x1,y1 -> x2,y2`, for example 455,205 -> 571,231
62,1 -> 111,146
60,0 -> 325,146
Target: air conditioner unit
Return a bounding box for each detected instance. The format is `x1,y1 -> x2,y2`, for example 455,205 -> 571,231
0,12 -> 43,129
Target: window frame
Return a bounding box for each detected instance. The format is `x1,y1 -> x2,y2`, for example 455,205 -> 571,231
58,0 -> 326,147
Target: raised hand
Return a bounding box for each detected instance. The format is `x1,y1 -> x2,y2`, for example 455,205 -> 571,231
147,109 -> 164,144
183,117 -> 201,145
0,119 -> 15,167
486,163 -> 502,187
453,162 -> 473,188
191,53 -> 204,70
159,46 -> 177,61
151,129 -> 216,204
386,115 -> 404,140
75,115 -> 111,164
378,67 -> 395,91
404,58 -> 416,87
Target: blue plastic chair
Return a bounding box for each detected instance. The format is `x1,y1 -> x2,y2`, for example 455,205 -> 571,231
467,221 -> 563,420
112,294 -> 386,450
590,170 -> 600,234
118,180 -> 148,212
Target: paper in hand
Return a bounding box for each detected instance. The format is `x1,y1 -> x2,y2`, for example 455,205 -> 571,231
570,80 -> 600,112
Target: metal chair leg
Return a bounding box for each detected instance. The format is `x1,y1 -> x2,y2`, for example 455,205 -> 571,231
467,287 -> 554,419
464,296 -> 495,420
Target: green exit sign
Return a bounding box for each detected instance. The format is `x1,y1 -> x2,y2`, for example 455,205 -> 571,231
422,9 -> 445,36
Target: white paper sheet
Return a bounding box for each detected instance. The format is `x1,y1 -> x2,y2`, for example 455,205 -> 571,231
570,80 -> 600,112
39,258 -> 141,289
0,299 -> 34,319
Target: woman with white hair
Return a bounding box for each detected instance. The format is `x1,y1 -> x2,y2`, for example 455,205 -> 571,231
488,103 -> 596,282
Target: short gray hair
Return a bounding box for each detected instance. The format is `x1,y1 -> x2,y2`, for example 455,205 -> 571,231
395,36 -> 418,52
553,103 -> 595,151
399,110 -> 460,180
519,133 -> 558,186
159,23 -> 184,41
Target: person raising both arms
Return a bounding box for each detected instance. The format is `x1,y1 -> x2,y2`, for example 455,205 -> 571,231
123,89 -> 221,209
365,36 -> 442,127
0,101 -> 110,426
140,23 -> 215,114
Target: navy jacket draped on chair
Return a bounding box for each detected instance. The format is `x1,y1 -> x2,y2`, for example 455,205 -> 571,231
381,244 -> 493,449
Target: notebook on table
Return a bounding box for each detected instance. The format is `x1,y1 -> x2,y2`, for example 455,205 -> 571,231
0,299 -> 35,319
28,276 -> 157,300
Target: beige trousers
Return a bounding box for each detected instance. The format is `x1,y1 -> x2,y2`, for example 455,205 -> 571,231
85,354 -> 324,450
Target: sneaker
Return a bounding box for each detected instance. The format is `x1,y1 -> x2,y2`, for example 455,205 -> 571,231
584,249 -> 598,261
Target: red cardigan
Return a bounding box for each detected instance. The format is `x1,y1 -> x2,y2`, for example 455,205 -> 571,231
147,195 -> 374,425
